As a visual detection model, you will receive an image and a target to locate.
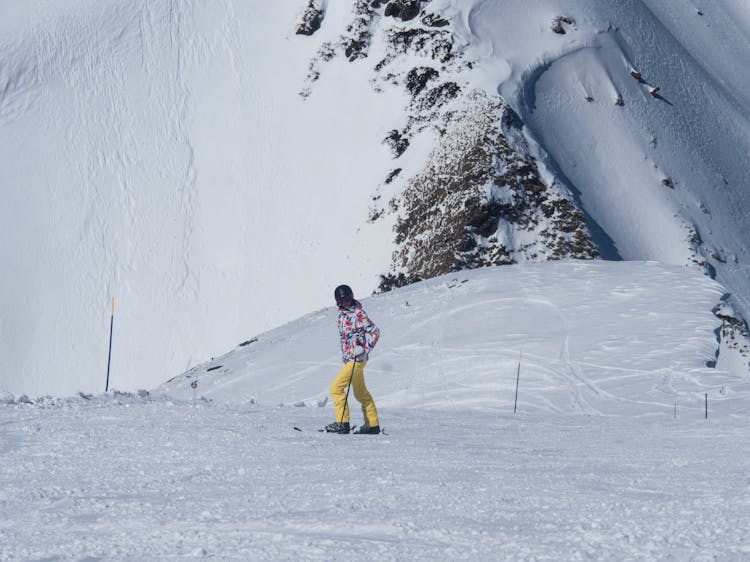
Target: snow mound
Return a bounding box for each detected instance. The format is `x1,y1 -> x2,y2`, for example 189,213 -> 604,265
162,261 -> 746,418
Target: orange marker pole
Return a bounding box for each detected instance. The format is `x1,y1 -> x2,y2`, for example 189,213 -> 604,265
105,297 -> 115,392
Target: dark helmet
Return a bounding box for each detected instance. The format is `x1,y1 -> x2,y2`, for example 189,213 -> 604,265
334,284 -> 354,307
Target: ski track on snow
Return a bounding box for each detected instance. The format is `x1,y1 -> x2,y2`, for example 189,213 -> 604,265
1,396 -> 749,560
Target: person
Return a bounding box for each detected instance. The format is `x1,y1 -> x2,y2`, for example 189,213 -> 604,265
325,284 -> 381,434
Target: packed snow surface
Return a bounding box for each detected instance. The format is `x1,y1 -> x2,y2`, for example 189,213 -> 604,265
2,398 -> 749,560
3,262 -> 750,559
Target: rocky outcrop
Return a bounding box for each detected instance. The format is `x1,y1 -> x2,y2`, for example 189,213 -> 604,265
300,1 -> 376,96
342,1 -> 377,61
295,0 -> 599,292
714,300 -> 750,368
551,16 -> 575,35
372,24 -> 461,156
382,91 -> 598,286
296,1 -> 324,36
384,1 -> 421,22
421,12 -> 450,28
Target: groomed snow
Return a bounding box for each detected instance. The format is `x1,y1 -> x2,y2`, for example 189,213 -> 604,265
2,262 -> 750,559
2,397 -> 749,560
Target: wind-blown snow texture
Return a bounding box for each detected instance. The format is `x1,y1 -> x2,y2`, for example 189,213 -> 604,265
2,262 -> 750,559
2,399 -> 750,560
163,262 -> 737,413
2,2 -> 750,397
0,1 -> 402,395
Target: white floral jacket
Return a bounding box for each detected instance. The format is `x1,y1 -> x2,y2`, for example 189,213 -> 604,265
337,300 -> 380,363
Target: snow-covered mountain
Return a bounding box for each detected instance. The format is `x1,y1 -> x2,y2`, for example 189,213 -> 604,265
1,0 -> 749,396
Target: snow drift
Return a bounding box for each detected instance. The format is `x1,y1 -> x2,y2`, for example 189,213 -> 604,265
162,261 -> 748,419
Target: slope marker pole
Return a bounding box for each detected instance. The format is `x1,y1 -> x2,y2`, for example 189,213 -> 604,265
339,361 -> 357,425
513,351 -> 522,415
105,297 -> 115,393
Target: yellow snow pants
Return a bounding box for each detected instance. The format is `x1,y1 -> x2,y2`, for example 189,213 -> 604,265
330,361 -> 379,427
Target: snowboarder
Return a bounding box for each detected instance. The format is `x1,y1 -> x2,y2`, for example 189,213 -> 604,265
325,285 -> 381,434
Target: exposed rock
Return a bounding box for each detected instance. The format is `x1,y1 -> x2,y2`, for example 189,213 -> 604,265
296,1 -> 324,36
300,1 -> 375,95
305,41 -> 335,84
384,129 -> 410,158
298,3 -> 599,291
685,223 -> 712,274
342,1 -> 377,61
386,90 -> 598,281
385,27 -> 454,63
551,16 -> 575,34
414,81 -> 460,113
385,168 -> 403,184
715,300 -> 750,363
405,67 -> 440,97
379,69 -> 460,159
421,13 -> 450,27
369,207 -> 384,222
384,1 -> 420,22
378,272 -> 422,292
374,28 -> 461,145
399,1 -> 421,21
373,25 -> 462,157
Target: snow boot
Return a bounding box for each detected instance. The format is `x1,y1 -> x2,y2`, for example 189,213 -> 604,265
353,425 -> 380,435
325,421 -> 350,434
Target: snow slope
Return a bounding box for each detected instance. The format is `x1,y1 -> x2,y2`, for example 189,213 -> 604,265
163,261 -> 743,418
0,1 -> 404,395
2,398 -> 750,560
460,0 -> 750,309
2,261 -> 749,560
2,0 -> 749,397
